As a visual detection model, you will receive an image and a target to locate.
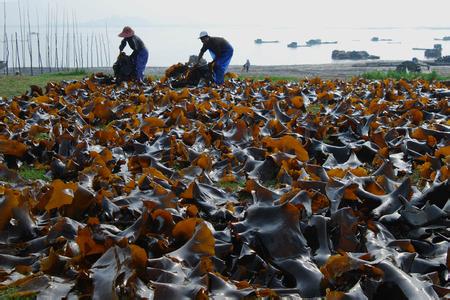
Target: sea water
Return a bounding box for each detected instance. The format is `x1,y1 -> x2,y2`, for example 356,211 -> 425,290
2,25 -> 449,67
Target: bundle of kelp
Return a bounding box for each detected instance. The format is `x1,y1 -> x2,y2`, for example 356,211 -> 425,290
113,52 -> 136,83
163,56 -> 213,88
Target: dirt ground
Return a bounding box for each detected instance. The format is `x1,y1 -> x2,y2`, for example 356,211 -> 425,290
144,60 -> 450,80
5,60 -> 450,80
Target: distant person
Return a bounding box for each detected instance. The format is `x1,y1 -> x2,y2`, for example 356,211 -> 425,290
196,31 -> 234,85
242,59 -> 250,72
118,26 -> 148,82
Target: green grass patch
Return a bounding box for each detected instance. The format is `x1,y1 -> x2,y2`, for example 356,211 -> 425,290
218,180 -> 246,192
0,177 -> 11,183
18,165 -> 49,181
35,132 -> 50,142
360,70 -> 450,81
0,70 -> 88,98
238,75 -> 299,82
0,287 -> 37,300
264,179 -> 278,189
306,103 -> 321,114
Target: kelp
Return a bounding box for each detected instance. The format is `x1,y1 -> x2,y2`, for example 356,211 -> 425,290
0,74 -> 448,299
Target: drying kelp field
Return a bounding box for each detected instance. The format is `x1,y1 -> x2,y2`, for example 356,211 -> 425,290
0,74 -> 449,299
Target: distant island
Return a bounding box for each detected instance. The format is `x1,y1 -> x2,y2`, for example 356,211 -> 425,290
412,44 -> 442,59
255,39 -> 279,44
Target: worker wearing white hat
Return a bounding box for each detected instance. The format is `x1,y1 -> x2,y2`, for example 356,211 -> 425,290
196,31 -> 234,85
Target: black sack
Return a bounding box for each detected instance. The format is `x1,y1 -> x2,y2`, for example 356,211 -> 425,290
113,52 -> 136,83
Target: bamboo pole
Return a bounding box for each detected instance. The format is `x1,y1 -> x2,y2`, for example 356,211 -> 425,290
18,0 -> 26,70
15,32 -> 21,74
85,34 -> 89,69
100,33 -> 108,67
66,11 -> 70,69
61,9 -> 65,69
46,3 -> 52,72
36,9 -> 43,74
105,23 -> 111,66
54,5 -> 59,71
95,33 -> 100,67
79,33 -> 84,70
72,11 -> 78,70
26,5 -> 34,75
10,33 -> 15,73
75,13 -> 83,70
3,0 -> 9,75
90,33 -> 94,68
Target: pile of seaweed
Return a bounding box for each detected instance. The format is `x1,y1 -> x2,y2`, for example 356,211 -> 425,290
0,74 -> 449,299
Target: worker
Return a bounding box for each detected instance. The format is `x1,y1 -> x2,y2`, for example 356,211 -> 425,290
242,59 -> 250,72
196,31 -> 234,85
118,26 -> 148,82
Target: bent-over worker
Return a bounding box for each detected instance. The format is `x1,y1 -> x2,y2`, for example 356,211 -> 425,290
118,26 -> 149,82
197,31 -> 234,85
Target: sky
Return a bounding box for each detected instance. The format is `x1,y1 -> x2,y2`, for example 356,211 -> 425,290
2,0 -> 450,29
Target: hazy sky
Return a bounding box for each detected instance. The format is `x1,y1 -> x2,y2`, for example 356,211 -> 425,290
2,0 -> 450,28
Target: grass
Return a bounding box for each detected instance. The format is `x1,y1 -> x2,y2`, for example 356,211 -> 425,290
218,180 -> 246,192
306,103 -> 321,114
360,70 -> 450,81
18,165 -> 50,181
0,287 -> 37,300
0,70 -> 88,98
264,179 -> 278,188
35,133 -> 50,142
238,75 -> 300,82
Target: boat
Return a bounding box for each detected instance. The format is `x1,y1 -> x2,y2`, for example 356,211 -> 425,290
254,38 -> 279,44
434,36 -> 450,41
412,44 -> 442,59
287,42 -> 311,48
305,39 -> 337,46
371,37 -> 393,42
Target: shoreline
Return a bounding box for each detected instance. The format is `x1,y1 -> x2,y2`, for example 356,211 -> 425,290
2,60 -> 450,80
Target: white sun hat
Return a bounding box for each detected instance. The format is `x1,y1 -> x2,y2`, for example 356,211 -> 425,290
199,31 -> 209,39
